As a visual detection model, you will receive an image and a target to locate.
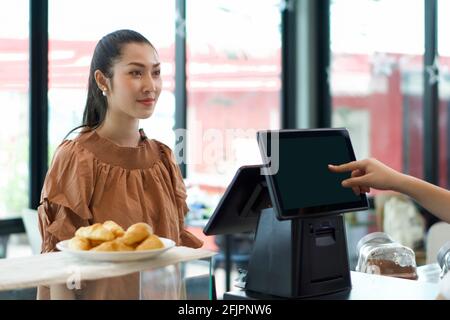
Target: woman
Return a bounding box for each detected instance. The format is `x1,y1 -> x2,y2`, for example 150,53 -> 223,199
38,29 -> 203,299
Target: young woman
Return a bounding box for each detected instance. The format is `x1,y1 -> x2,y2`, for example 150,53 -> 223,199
37,29 -> 203,299
328,158 -> 450,223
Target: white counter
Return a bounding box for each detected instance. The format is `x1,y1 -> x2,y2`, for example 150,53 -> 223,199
0,246 -> 215,291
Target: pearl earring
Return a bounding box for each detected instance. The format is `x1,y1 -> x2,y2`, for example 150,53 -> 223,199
102,88 -> 107,96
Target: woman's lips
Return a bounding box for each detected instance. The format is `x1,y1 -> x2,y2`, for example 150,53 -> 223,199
137,98 -> 155,106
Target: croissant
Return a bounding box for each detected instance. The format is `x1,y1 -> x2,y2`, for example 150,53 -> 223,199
102,220 -> 125,237
68,236 -> 91,251
75,223 -> 115,242
90,239 -> 105,248
69,221 -> 166,252
135,234 -> 164,251
121,223 -> 153,246
90,239 -> 134,252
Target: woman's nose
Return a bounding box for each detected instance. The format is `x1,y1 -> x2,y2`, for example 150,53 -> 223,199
143,74 -> 156,93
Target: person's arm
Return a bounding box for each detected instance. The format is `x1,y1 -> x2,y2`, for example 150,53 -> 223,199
396,173 -> 450,223
328,158 -> 450,223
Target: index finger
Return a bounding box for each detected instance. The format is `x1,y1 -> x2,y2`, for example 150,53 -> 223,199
328,161 -> 364,173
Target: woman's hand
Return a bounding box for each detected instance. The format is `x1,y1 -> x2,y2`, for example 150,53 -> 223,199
328,158 -> 403,195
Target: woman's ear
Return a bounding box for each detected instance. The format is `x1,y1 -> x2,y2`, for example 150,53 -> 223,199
94,70 -> 109,93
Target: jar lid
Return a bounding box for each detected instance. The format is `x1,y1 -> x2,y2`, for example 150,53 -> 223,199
437,241 -> 450,268
356,232 -> 394,255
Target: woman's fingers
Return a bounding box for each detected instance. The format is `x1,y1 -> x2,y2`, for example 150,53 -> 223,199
353,186 -> 370,195
352,186 -> 361,196
350,170 -> 363,195
342,175 -> 369,188
328,161 -> 364,173
329,160 -> 372,194
351,169 -> 365,178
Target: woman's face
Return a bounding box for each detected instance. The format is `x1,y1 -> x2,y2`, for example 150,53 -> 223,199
106,42 -> 162,120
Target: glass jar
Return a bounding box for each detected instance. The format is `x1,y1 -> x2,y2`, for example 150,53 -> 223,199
356,232 -> 418,280
437,241 -> 450,279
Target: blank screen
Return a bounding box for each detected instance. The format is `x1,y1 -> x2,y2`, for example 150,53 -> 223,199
272,135 -> 360,210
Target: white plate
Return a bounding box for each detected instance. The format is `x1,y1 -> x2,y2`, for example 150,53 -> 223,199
56,237 -> 175,262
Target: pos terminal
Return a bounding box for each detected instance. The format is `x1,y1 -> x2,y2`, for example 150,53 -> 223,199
203,128 -> 369,298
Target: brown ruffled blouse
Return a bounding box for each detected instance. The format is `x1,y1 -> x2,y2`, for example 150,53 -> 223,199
37,130 -> 203,299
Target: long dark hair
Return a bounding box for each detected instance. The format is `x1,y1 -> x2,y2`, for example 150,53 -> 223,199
64,29 -> 154,140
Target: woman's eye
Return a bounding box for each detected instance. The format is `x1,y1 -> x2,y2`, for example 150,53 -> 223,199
130,70 -> 142,77
153,69 -> 161,76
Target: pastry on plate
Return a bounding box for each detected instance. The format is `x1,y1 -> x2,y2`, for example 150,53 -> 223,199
135,234 -> 164,251
102,220 -> 125,237
90,239 -> 134,252
68,236 -> 91,251
68,220 -> 166,253
75,223 -> 115,242
121,222 -> 153,246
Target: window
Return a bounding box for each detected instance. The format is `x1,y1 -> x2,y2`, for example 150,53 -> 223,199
330,0 -> 425,192
186,0 -> 282,210
0,0 -> 29,217
438,0 -> 450,188
48,0 -> 176,158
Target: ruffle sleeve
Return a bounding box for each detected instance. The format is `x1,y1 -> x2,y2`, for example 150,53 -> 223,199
158,142 -> 203,249
38,201 -> 90,253
38,140 -> 94,252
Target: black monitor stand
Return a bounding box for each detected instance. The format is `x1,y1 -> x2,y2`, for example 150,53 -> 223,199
244,207 -> 351,299
202,164 -> 352,299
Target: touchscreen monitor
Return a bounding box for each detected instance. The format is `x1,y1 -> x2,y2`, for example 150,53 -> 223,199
203,164 -> 271,235
257,128 -> 369,220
